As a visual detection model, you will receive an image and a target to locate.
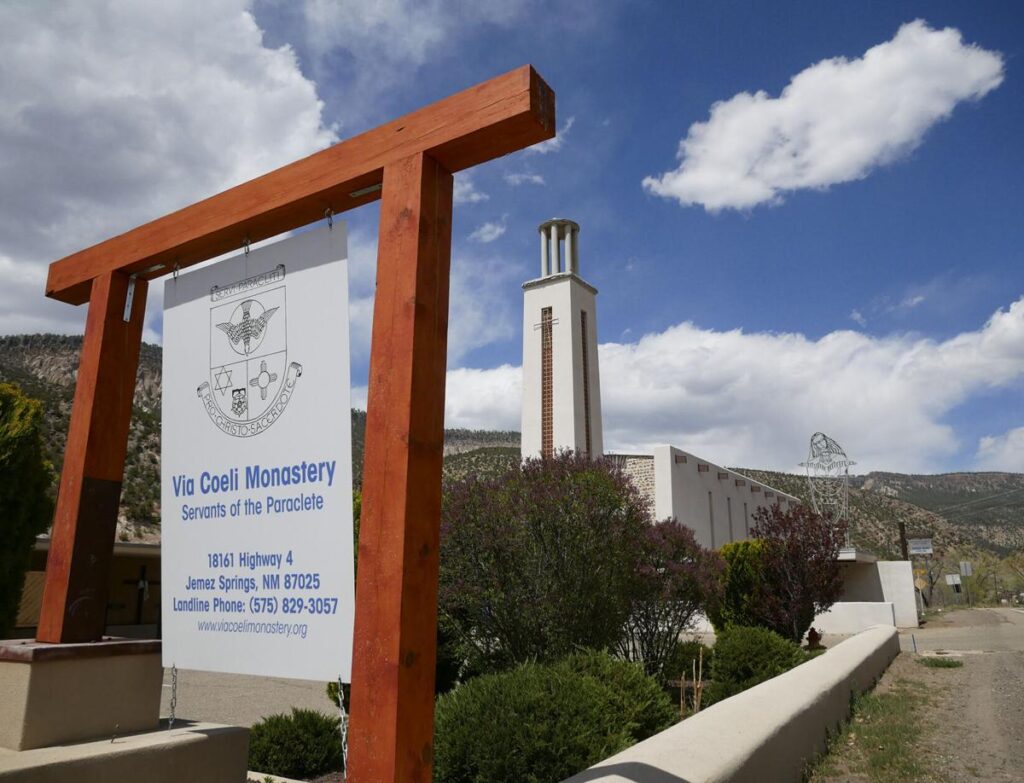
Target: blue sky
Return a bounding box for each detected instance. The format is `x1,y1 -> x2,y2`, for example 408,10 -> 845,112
1,1 -> 1023,473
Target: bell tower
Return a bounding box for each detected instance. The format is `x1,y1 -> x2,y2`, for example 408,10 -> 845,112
521,218 -> 603,460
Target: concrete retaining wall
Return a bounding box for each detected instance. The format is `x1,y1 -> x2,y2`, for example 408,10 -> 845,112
562,625 -> 900,783
814,602 -> 896,634
877,561 -> 919,628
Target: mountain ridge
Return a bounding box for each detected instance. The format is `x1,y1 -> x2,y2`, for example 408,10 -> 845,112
1,334 -> 1020,554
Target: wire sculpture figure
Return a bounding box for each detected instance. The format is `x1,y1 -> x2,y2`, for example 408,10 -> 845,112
800,432 -> 856,527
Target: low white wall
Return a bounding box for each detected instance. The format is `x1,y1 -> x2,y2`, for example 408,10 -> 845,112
562,625 -> 900,783
877,561 -> 919,628
814,602 -> 895,635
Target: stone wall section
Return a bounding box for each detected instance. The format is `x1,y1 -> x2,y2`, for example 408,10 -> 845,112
609,453 -> 656,512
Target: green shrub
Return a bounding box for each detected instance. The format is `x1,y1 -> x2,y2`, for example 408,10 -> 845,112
664,640 -> 714,683
247,708 -> 343,779
554,650 -> 676,742
707,539 -> 765,632
434,652 -> 673,783
439,453 -> 650,674
706,626 -> 805,704
0,384 -> 53,638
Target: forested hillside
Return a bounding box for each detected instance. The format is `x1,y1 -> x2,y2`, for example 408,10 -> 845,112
2,334 -> 1021,555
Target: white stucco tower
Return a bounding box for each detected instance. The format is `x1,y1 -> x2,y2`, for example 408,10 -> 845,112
521,219 -> 604,460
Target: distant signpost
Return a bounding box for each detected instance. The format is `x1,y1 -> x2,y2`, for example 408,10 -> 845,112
907,538 -> 933,556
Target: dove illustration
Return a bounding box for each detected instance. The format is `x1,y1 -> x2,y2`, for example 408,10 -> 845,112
216,299 -> 279,355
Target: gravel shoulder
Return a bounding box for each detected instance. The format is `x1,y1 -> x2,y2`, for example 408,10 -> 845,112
813,608 -> 1024,783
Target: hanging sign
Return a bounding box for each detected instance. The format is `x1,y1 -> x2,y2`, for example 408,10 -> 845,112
161,223 -> 355,681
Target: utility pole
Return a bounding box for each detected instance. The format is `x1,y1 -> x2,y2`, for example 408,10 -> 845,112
898,521 -> 909,561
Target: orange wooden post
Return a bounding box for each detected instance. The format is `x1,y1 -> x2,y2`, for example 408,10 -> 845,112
347,153 -> 453,783
35,63 -> 553,775
37,271 -> 148,643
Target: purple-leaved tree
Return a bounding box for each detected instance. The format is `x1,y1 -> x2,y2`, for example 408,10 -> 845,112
749,503 -> 847,643
618,520 -> 723,677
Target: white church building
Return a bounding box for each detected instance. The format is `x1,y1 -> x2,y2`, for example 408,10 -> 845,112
519,219 -> 917,634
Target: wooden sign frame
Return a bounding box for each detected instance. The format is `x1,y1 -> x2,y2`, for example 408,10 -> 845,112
35,65 -> 555,783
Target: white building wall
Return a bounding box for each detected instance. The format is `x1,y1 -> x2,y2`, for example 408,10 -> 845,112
652,445 -> 800,549
521,272 -> 603,459
840,562 -> 885,602
813,602 -> 896,634
877,561 -> 918,628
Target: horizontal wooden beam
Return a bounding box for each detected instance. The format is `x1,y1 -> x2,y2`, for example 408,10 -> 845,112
46,65 -> 554,305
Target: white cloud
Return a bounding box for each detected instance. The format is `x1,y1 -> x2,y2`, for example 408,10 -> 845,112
344,229 -> 518,365
443,297 -> 1024,473
525,115 -> 575,155
301,0 -> 526,64
446,252 -> 519,362
975,428 -> 1024,472
504,173 -> 546,186
444,365 -> 523,430
899,294 -> 926,310
469,219 -> 507,243
643,20 -> 1004,211
453,175 -> 489,204
849,309 -> 867,327
0,1 -> 335,338
297,0 -> 531,124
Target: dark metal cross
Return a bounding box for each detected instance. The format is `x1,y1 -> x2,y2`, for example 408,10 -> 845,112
121,564 -> 160,625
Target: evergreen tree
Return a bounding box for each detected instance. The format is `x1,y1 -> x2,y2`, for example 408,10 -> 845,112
0,383 -> 54,637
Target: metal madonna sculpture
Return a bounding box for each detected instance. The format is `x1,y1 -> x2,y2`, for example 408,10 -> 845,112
800,432 -> 856,524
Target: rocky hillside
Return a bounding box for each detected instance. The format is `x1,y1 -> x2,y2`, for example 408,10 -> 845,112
738,468 -> 969,558
3,334 -> 1021,554
853,472 -> 1024,554
0,335 -> 518,540
0,334 -> 163,540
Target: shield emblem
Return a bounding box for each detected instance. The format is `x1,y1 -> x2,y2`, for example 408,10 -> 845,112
197,273 -> 302,437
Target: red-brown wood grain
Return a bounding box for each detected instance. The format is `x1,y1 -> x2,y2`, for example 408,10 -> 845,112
36,66 -> 556,776
46,66 -> 554,305
346,152 -> 453,783
37,271 -> 148,643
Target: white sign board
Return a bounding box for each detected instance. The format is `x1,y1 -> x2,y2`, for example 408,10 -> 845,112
945,573 -> 962,586
959,561 -> 973,577
161,224 -> 355,681
908,538 -> 933,556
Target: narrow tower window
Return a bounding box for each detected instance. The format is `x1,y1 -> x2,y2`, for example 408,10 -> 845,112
541,307 -> 553,459
727,496 -> 734,542
708,491 -> 716,549
580,310 -> 592,458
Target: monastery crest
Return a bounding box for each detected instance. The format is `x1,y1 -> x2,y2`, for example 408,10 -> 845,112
197,264 -> 302,437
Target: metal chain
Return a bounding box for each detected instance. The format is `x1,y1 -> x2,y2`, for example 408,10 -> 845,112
169,664 -> 178,729
338,675 -> 349,779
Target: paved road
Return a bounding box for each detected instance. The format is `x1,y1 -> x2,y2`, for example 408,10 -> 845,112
900,606 -> 1024,653
901,608 -> 1024,782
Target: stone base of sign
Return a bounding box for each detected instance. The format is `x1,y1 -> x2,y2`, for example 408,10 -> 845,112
0,638 -> 162,751
0,721 -> 249,783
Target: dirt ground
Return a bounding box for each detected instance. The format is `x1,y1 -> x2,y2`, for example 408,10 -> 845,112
816,608 -> 1024,783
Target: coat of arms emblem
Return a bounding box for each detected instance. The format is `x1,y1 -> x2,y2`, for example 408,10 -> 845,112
196,264 -> 301,437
